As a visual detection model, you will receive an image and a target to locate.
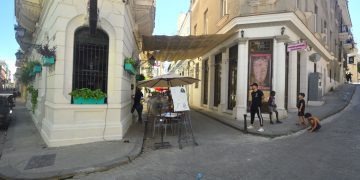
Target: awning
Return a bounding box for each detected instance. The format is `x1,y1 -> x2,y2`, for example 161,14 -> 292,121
142,31 -> 237,61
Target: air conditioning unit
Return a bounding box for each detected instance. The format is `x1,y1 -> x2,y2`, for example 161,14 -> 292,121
309,53 -> 321,62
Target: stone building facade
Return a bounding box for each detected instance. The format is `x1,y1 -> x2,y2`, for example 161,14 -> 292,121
187,0 -> 355,119
15,0 -> 155,147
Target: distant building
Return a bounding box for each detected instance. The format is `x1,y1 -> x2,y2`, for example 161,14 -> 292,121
0,60 -> 12,89
347,52 -> 359,83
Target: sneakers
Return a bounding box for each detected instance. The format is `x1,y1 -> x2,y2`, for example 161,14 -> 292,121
247,125 -> 254,129
247,125 -> 264,132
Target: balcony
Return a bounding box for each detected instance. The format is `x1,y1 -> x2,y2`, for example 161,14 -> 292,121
15,60 -> 24,67
133,0 -> 156,36
339,32 -> 349,41
343,39 -> 355,53
339,25 -> 351,41
15,0 -> 42,33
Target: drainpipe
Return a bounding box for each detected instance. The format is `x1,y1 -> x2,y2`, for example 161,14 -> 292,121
40,66 -> 47,130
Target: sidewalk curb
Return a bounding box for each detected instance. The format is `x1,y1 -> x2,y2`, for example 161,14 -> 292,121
193,85 -> 356,139
317,85 -> 356,121
0,125 -> 147,180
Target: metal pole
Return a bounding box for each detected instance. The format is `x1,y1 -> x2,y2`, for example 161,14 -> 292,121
244,114 -> 247,133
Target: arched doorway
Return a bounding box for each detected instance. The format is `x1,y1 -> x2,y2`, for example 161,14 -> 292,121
72,27 -> 109,103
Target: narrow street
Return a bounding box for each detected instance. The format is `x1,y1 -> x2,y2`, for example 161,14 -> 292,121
73,85 -> 360,180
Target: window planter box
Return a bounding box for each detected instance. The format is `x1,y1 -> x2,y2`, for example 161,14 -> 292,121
42,56 -> 55,66
33,65 -> 42,73
124,63 -> 137,75
73,97 -> 105,104
136,74 -> 145,81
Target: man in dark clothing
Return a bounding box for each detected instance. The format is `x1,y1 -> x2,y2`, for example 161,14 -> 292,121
248,83 -> 265,132
131,88 -> 143,123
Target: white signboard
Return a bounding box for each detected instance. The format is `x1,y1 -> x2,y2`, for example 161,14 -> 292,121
170,87 -> 190,112
287,41 -> 307,52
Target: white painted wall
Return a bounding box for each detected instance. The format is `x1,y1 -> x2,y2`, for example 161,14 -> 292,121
27,0 -> 141,147
188,15 -> 343,120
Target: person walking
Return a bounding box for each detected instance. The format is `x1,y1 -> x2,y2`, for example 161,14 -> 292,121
248,83 -> 265,132
297,93 -> 306,126
268,91 -> 282,124
131,87 -> 144,123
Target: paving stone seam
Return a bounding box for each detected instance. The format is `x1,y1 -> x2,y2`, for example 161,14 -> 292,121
0,125 -> 147,180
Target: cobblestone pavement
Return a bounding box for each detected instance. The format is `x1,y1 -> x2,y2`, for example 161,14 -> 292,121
71,86 -> 360,180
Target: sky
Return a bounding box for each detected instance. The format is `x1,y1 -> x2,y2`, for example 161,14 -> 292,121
153,0 -> 190,35
0,0 -> 18,77
348,0 -> 360,45
0,0 -> 359,76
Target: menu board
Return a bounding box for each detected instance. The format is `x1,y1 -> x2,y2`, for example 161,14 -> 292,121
170,87 -> 190,112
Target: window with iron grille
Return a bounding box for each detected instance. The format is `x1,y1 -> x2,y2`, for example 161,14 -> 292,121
214,53 -> 222,107
228,45 -> 238,110
203,59 -> 209,105
72,27 -> 109,103
195,63 -> 199,88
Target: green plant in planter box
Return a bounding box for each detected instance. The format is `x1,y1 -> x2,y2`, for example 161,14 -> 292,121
36,44 -> 56,58
124,57 -> 136,65
19,61 -> 41,85
124,57 -> 140,68
136,74 -> 145,81
124,57 -> 140,75
93,89 -> 107,99
37,44 -> 56,66
69,88 -> 107,104
27,85 -> 38,113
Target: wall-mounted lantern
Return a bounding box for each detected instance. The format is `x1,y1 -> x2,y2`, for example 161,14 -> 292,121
281,27 -> 286,35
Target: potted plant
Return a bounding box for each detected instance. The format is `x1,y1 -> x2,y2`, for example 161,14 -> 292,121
136,74 -> 145,81
33,61 -> 42,74
27,85 -> 38,113
124,57 -> 138,75
69,88 -> 106,104
23,60 -> 41,77
37,44 -> 56,66
19,62 -> 36,85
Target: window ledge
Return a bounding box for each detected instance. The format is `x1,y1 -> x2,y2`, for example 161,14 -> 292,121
217,14 -> 229,27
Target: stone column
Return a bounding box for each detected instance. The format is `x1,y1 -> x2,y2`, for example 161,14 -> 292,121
235,38 -> 249,120
300,51 -> 310,102
208,55 -> 215,109
219,48 -> 229,113
273,36 -> 288,118
288,50 -> 298,110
